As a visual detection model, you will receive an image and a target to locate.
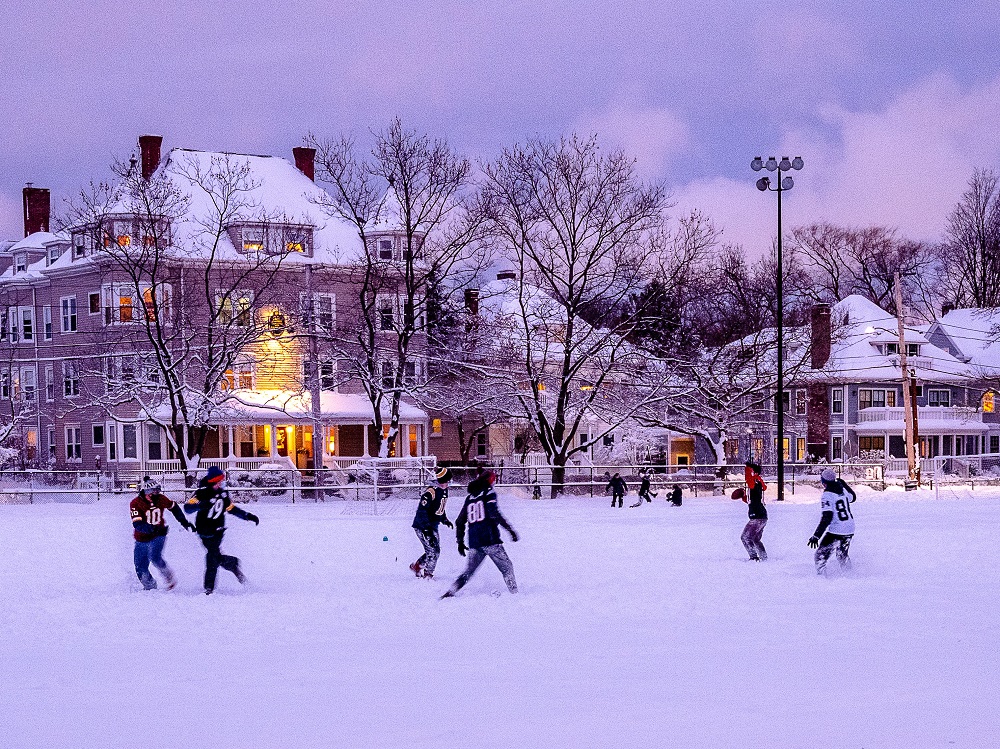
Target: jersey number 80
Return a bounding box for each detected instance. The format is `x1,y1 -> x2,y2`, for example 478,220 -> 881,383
467,501 -> 486,523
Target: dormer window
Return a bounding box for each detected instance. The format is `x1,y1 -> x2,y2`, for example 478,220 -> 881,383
379,239 -> 394,260
74,235 -> 87,259
236,224 -> 313,256
14,253 -> 27,273
242,228 -> 264,253
885,342 -> 921,357
47,244 -> 62,266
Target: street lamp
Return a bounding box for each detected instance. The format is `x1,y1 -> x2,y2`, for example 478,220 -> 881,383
751,154 -> 804,502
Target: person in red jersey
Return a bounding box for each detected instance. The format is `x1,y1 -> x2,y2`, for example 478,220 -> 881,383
130,476 -> 194,590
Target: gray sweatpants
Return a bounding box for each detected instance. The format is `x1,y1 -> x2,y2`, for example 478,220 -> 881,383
414,528 -> 441,575
447,544 -> 518,594
741,518 -> 767,561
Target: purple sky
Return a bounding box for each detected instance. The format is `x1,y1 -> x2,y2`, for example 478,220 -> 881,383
2,1 -> 999,254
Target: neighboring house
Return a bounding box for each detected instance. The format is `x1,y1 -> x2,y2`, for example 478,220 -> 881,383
714,295 -> 1000,469
0,137 -> 430,474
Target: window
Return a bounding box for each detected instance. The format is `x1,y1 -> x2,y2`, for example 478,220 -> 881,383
832,388 -> 843,414
381,362 -> 395,387
300,293 -> 336,331
858,389 -> 887,410
913,385 -> 923,397
378,238 -> 394,260
92,424 -> 105,446
89,292 -> 101,315
242,227 -> 264,253
378,296 -> 396,331
48,244 -> 62,265
284,228 -> 306,253
774,437 -> 790,460
780,391 -> 790,413
991,435 -> 999,454
832,436 -> 843,460
216,291 -> 254,327
41,306 -> 51,340
14,253 -> 27,273
476,432 -> 488,457
0,370 -> 9,399
319,358 -> 337,391
147,426 -> 163,461
74,235 -> 86,258
65,426 -> 82,462
107,423 -> 117,461
603,433 -> 615,447
8,306 -> 34,342
220,361 -> 255,391
579,432 -> 590,449
928,389 -> 951,407
431,418 -> 442,437
796,437 -> 806,461
47,428 -> 56,459
20,367 -> 35,401
63,360 -> 79,397
404,360 -> 422,385
885,389 -> 897,408
60,296 -> 77,333
984,392 -> 995,414
44,365 -> 53,402
859,436 -> 885,453
122,424 -> 138,459
795,389 -> 807,416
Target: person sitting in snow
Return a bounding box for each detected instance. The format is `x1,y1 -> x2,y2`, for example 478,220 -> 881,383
410,467 -> 453,579
442,470 -> 519,598
129,476 -> 194,590
809,468 -> 856,575
184,466 -> 259,595
667,484 -> 682,506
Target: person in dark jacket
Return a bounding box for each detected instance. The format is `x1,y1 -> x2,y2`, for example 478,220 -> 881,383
667,485 -> 683,506
631,471 -> 657,506
736,462 -> 768,561
410,467 -> 454,579
442,471 -> 518,598
184,466 -> 259,595
607,473 -> 628,508
129,476 -> 194,590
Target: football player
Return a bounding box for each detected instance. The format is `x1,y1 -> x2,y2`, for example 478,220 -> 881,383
809,468 -> 857,575
130,476 -> 194,590
410,467 -> 453,579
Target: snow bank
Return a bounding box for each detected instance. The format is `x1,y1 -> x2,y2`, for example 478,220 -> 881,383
0,492 -> 996,748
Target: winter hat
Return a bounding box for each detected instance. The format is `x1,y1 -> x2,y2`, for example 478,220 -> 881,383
205,466 -> 226,484
820,468 -> 837,483
434,467 -> 452,484
141,476 -> 161,494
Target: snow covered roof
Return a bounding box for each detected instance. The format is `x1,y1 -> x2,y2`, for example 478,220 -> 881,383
927,308 -> 1000,373
5,231 -> 66,253
152,389 -> 426,424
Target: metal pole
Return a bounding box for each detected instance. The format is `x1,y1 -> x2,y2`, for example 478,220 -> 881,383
776,181 -> 785,501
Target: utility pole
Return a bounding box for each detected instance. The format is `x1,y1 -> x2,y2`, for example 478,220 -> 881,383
894,273 -> 919,488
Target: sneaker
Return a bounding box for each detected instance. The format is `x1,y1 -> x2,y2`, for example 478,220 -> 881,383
235,568 -> 247,585
409,561 -> 422,577
420,572 -> 434,579
164,578 -> 177,591
204,588 -> 213,595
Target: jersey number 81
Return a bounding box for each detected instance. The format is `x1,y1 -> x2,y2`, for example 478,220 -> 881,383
835,498 -> 853,522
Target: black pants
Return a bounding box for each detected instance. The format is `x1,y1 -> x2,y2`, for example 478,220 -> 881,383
200,532 -> 241,591
612,492 -> 624,507
815,533 -> 853,574
414,528 -> 441,575
447,544 -> 517,594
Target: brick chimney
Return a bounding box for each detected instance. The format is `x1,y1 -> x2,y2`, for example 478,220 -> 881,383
22,185 -> 50,236
810,303 -> 831,370
138,135 -> 163,180
941,302 -> 955,317
293,147 -> 316,181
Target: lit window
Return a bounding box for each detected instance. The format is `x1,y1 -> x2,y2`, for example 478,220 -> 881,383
984,392 -> 995,413
117,235 -> 131,247
143,235 -> 156,247
242,227 -> 265,253
431,418 -> 442,437
286,241 -> 303,252
118,295 -> 134,323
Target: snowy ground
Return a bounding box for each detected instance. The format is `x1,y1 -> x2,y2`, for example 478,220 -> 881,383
1,487 -> 997,749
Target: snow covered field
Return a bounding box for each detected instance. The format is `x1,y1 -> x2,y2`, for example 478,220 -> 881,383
1,488 -> 997,749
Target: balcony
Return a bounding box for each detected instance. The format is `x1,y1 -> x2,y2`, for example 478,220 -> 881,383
856,406 -> 984,431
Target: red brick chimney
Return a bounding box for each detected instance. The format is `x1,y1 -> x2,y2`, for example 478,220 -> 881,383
810,303 -> 831,369
293,147 -> 316,181
138,135 -> 163,180
22,185 -> 50,236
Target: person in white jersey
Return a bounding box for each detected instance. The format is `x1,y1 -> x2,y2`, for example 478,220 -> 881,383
808,468 -> 857,575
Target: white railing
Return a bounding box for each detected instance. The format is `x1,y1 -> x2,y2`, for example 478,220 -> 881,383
857,406 -> 982,424
144,456 -> 298,473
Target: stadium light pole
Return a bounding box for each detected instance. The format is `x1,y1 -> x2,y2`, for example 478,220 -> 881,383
751,155 -> 804,502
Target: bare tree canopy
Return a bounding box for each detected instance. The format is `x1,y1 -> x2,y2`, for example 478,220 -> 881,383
940,168 -> 1000,309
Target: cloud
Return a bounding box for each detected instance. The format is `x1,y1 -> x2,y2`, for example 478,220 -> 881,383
574,104 -> 690,180
673,73 -> 1000,257
0,191 -> 20,240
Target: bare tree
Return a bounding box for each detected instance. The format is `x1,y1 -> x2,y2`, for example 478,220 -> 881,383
307,119 -> 486,457
481,134 -> 673,495
940,168 -> 1000,309
63,151 -> 296,476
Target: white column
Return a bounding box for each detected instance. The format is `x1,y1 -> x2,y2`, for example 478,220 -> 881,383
269,424 -> 278,458
401,424 -> 410,457
363,423 -> 370,457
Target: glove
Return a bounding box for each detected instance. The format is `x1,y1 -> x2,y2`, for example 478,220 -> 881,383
808,536 -> 819,549
247,513 -> 260,526
458,543 -> 466,557
509,530 -> 519,542
443,520 -> 454,529
183,520 -> 196,532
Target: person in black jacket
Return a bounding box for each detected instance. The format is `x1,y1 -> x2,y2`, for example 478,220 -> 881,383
410,467 -> 453,579
184,466 -> 259,595
607,473 -> 628,508
442,471 -> 519,598
631,471 -> 657,506
736,462 -> 768,561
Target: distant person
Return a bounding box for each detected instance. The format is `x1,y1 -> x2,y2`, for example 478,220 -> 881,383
809,468 -> 856,575
129,476 -> 194,590
410,467 -> 453,579
630,471 -> 657,507
667,485 -> 682,506
184,466 -> 259,595
607,472 -> 628,508
442,470 -> 518,598
734,462 -> 768,561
